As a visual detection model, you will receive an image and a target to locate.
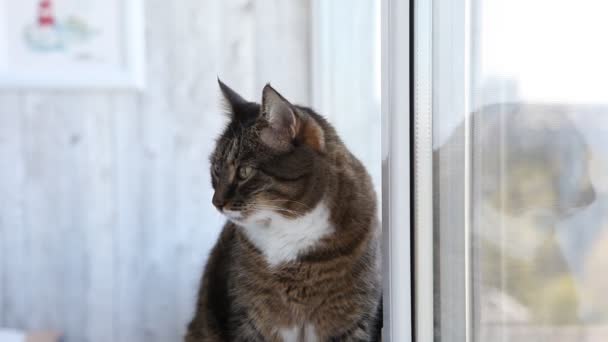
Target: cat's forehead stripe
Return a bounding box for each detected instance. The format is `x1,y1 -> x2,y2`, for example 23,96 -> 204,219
224,136 -> 240,162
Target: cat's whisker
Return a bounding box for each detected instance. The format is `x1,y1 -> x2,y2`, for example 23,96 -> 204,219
245,204 -> 301,216
262,199 -> 311,209
247,205 -> 299,213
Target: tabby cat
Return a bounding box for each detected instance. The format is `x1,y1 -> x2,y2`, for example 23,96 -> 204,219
185,80 -> 381,342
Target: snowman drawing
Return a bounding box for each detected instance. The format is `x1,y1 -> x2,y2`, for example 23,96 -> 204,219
24,0 -> 99,52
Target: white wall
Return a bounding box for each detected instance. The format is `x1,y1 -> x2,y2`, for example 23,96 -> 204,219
0,1 -> 310,341
311,0 -> 381,202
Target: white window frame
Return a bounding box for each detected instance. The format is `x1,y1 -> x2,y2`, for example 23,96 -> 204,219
311,0 -> 473,340
311,0 -> 414,340
383,0 -> 473,340
430,0 -> 474,339
382,0 -> 413,341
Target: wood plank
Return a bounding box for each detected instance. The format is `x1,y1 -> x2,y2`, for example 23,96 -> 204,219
254,0 -> 311,104
138,0 -> 179,340
219,0 -> 256,98
52,93 -> 97,342
20,92 -> 87,339
0,92 -> 25,329
111,93 -> 144,342
171,0 -> 224,336
79,93 -> 116,342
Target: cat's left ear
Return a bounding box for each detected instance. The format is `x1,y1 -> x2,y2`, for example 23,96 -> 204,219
260,84 -> 325,152
218,78 -> 258,123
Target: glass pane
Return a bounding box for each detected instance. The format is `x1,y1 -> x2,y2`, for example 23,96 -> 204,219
473,0 -> 608,340
434,0 -> 608,341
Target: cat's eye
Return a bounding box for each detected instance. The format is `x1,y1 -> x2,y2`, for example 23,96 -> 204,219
212,164 -> 221,176
237,166 -> 253,180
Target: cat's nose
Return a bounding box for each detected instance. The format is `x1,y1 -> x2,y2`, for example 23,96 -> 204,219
212,191 -> 227,210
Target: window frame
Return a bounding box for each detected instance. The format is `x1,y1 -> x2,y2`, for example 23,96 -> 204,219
381,0 -> 414,340
383,0 -> 474,340
311,0 -> 474,340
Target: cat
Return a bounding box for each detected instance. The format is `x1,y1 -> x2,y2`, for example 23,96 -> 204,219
434,103 -> 597,331
185,80 -> 382,342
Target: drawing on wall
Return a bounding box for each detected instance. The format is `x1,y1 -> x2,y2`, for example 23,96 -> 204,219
0,0 -> 144,88
24,0 -> 99,53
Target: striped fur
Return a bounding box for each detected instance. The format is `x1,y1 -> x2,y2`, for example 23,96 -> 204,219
186,82 -> 381,341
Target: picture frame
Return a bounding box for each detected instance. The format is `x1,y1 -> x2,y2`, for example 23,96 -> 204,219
0,0 -> 145,89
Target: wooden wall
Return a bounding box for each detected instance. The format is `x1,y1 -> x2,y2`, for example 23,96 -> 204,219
0,1 -> 310,341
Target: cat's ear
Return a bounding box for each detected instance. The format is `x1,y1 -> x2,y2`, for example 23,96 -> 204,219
260,84 -> 297,151
218,78 -> 255,122
260,84 -> 325,152
218,78 -> 246,110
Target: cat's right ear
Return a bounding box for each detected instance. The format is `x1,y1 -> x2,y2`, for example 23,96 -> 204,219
218,78 -> 248,119
260,84 -> 325,153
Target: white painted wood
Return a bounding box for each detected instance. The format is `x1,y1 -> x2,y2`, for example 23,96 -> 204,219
138,1 -> 180,341
172,0 -> 223,336
254,0 -> 310,104
382,0 -> 413,340
413,0 -> 435,340
310,0 -> 381,206
0,1 -> 312,341
20,92 -> 76,337
110,92 -> 144,342
0,93 -> 25,329
81,93 -> 116,342
220,0 -> 256,99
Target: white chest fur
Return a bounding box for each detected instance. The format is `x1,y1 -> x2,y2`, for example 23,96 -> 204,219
235,202 -> 333,266
279,324 -> 319,342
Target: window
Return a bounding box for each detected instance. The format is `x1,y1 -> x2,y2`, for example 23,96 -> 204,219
427,0 -> 608,341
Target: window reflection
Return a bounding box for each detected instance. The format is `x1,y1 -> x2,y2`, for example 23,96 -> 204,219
468,0 -> 608,339
435,0 -> 608,340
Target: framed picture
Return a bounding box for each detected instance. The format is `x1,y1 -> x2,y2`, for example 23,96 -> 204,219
0,0 -> 145,89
